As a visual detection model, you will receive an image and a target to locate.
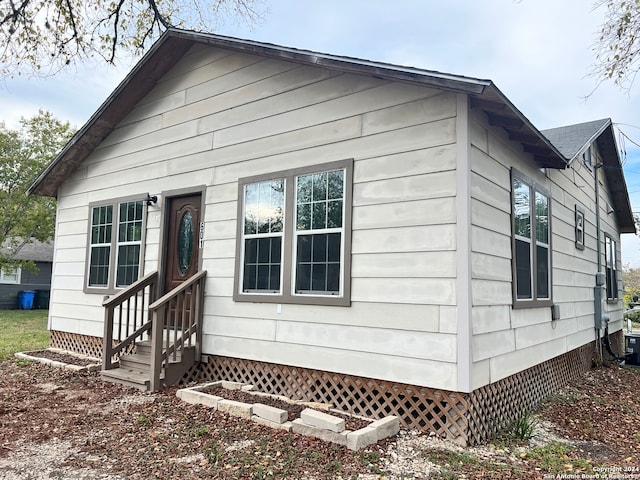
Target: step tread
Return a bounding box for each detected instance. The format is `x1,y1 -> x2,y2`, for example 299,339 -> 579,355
101,367 -> 149,384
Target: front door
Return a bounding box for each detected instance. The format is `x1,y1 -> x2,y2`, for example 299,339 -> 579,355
164,193 -> 202,297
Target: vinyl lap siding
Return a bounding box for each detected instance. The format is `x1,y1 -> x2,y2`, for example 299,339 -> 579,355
469,110 -> 623,388
51,45 -> 461,390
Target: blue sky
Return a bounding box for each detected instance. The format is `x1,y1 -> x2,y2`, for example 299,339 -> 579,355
2,0 -> 640,264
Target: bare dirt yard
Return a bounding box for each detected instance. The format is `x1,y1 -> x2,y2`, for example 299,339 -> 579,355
1,356 -> 639,479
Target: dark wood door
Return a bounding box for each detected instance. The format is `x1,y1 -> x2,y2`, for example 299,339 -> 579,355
164,194 -> 202,295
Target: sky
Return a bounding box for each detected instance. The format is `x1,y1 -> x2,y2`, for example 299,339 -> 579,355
2,0 -> 640,264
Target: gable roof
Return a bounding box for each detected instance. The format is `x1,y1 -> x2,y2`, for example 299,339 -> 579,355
1,239 -> 54,262
542,118 -> 610,161
27,28 -> 569,198
542,119 -> 635,234
26,29 -> 634,234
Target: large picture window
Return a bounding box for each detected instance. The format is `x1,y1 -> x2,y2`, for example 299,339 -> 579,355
605,234 -> 618,301
511,170 -> 552,308
234,160 -> 352,306
85,198 -> 145,293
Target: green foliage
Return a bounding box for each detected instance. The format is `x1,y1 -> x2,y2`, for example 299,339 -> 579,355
528,442 -> 594,475
136,413 -> 155,427
509,411 -> 538,441
623,264 -> 640,308
0,111 -> 74,271
0,309 -> 49,361
0,1 -> 264,76
192,425 -> 211,438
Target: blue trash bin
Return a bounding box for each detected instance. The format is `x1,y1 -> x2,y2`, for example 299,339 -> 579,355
17,290 -> 36,310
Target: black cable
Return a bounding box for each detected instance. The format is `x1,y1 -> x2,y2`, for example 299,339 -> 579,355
603,323 -> 629,362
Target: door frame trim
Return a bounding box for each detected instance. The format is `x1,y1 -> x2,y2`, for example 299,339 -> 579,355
158,185 -> 207,294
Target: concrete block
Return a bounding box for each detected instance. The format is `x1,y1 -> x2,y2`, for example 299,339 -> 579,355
176,389 -> 223,409
291,419 -> 348,446
221,381 -> 245,390
241,384 -> 256,391
253,403 -> 288,424
346,426 -> 378,451
300,408 -> 345,433
218,399 -> 253,419
369,416 -> 400,440
193,381 -> 222,390
251,415 -> 293,432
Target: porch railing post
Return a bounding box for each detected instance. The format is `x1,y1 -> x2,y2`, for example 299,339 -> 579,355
150,306 -> 164,392
102,304 -> 114,370
195,276 -> 205,360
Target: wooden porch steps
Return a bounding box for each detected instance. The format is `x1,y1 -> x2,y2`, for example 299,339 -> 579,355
101,340 -> 196,391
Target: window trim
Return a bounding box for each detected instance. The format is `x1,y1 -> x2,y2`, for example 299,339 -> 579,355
83,194 -> 148,295
233,159 -> 353,307
605,233 -> 619,301
575,205 -> 585,250
510,169 -> 553,309
0,266 -> 21,284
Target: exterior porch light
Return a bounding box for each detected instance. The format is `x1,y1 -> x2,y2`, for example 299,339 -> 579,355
145,194 -> 158,206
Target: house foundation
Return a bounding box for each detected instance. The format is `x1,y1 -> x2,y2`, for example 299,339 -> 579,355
49,329 -> 622,445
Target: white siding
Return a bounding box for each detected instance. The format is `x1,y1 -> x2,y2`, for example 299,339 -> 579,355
469,109 -> 625,385
50,42 -> 627,394
51,45 -> 460,391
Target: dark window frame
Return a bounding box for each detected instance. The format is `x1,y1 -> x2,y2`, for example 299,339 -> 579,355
605,234 -> 619,301
510,169 -> 553,309
234,159 -> 353,307
84,195 -> 148,294
575,205 -> 585,250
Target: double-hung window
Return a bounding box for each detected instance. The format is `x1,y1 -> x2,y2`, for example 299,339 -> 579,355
511,170 -> 552,308
605,235 -> 618,301
85,198 -> 145,293
235,159 -> 352,306
0,267 -> 21,284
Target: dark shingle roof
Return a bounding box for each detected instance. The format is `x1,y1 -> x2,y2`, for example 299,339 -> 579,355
541,119 -> 611,161
1,239 -> 54,262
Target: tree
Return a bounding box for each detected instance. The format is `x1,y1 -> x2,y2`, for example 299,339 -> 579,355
622,264 -> 640,306
593,0 -> 640,90
0,110 -> 74,271
0,0 -> 264,76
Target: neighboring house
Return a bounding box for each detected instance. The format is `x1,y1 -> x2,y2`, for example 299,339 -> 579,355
0,240 -> 54,309
28,29 -> 635,445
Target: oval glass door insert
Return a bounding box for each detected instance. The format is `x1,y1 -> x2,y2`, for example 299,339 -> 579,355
178,210 -> 194,275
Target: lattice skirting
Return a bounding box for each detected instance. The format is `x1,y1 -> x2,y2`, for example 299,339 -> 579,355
50,330 -> 104,359
185,335 -> 605,445
54,329 -> 621,445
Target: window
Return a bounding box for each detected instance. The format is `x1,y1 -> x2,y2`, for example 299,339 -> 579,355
511,170 -> 552,307
0,267 -> 21,284
575,205 -> 585,250
234,159 -> 352,306
605,234 -> 618,300
582,146 -> 593,171
85,198 -> 145,293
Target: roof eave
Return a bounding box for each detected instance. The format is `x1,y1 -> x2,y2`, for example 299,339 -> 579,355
469,85 -> 569,169
28,28 -> 570,197
28,31 -> 194,197
597,123 -> 636,234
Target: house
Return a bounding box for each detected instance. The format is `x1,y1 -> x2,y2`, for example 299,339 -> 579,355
28,29 -> 635,445
0,239 -> 54,309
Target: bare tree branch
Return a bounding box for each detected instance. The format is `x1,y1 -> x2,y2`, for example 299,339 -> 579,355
0,0 -> 265,77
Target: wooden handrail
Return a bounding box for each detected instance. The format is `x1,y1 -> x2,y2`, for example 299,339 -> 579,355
149,270 -> 206,391
102,271 -> 158,370
103,271 -> 159,308
148,270 -> 207,310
